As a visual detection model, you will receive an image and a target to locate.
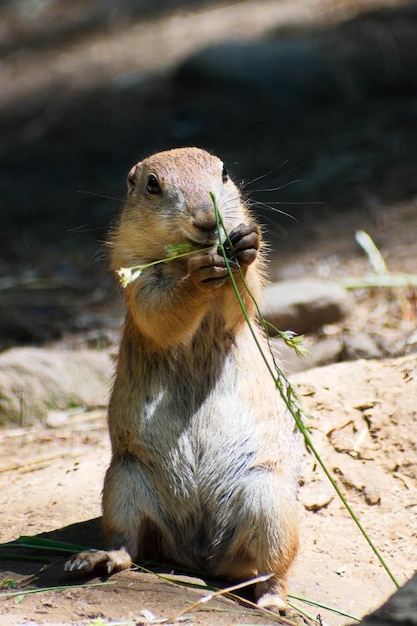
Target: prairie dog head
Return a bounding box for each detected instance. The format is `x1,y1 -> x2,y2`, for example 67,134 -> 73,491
112,147 -> 247,269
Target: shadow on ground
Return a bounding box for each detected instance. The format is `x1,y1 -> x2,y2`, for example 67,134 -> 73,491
1,2 -> 417,341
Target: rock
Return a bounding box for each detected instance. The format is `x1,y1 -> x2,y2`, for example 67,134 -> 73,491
300,479 -> 334,512
356,572 -> 417,625
406,329 -> 417,354
342,332 -> 384,360
0,347 -> 113,425
262,279 -> 353,334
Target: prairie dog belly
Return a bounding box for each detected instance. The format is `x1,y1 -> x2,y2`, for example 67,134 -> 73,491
123,340 -> 300,570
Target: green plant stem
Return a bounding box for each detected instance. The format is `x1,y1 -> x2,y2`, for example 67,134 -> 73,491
342,274 -> 417,289
0,536 -> 89,554
355,230 -> 389,275
0,581 -> 116,599
210,192 -> 399,590
123,245 -> 213,274
289,594 -> 360,622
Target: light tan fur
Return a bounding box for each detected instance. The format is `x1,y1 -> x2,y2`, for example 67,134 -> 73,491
65,147 -> 301,612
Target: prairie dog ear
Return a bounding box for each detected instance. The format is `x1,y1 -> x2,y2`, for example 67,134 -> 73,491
127,163 -> 141,195
222,163 -> 228,183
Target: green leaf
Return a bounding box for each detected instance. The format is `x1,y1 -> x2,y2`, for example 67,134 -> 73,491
165,241 -> 195,257
0,577 -> 18,589
13,593 -> 25,604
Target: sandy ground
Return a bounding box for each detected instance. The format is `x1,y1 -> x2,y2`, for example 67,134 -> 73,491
0,352 -> 416,626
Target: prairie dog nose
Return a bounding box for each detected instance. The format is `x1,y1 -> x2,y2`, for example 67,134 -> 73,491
190,202 -> 217,232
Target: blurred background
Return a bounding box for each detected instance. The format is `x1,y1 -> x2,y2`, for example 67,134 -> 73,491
1,0 -> 416,349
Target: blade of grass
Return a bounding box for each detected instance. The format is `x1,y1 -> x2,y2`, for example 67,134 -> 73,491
166,574 -> 299,626
289,595 -> 360,622
341,273 -> 417,289
133,563 -> 217,592
136,565 -> 296,623
19,536 -> 90,552
0,536 -> 90,554
224,590 -> 299,625
210,192 -> 399,590
355,230 -> 388,275
343,230 -> 417,288
0,580 -> 117,599
117,244 -> 213,287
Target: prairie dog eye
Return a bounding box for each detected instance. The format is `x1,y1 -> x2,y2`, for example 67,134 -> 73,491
127,166 -> 137,193
147,173 -> 162,195
222,164 -> 228,183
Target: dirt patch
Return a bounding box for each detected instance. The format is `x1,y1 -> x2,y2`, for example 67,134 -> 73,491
0,355 -> 416,625
292,355 -> 417,623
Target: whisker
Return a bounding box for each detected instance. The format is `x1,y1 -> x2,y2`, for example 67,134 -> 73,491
77,190 -> 125,203
250,200 -> 297,222
86,242 -> 110,265
249,178 -> 301,193
242,160 -> 290,188
253,200 -> 326,206
67,224 -> 109,234
254,213 -> 275,227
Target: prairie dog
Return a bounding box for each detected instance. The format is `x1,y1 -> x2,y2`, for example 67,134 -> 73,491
66,147 -> 301,611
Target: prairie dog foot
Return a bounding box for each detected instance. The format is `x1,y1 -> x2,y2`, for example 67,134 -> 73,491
255,577 -> 288,613
65,547 -> 131,575
256,591 -> 287,613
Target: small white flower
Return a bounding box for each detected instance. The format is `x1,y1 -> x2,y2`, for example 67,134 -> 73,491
116,266 -> 143,287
